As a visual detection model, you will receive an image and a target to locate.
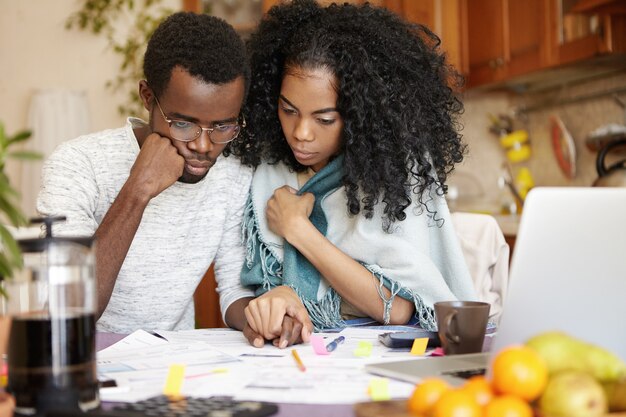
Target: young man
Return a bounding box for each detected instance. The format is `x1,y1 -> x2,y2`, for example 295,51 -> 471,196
37,12 -> 255,333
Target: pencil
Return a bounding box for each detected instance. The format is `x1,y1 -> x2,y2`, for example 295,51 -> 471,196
291,349 -> 306,372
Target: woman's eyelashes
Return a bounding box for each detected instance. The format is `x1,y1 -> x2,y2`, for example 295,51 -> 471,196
280,104 -> 297,115
279,105 -> 337,126
317,117 -> 336,126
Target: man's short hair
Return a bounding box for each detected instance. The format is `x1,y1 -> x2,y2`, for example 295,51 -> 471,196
144,12 -> 249,98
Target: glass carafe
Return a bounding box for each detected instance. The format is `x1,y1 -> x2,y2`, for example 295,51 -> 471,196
3,217 -> 99,416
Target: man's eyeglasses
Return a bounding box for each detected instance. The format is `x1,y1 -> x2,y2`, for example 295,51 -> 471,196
153,96 -> 245,144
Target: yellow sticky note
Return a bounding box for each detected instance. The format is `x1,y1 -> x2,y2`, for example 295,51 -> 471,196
353,341 -> 373,357
410,337 -> 429,355
163,364 -> 186,398
367,377 -> 391,401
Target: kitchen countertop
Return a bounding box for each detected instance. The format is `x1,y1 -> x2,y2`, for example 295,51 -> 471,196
492,214 -> 521,237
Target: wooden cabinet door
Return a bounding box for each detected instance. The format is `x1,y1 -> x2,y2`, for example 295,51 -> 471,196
389,0 -> 467,75
546,0 -> 626,66
465,0 -> 546,87
466,0 -> 507,85
506,0 -> 547,77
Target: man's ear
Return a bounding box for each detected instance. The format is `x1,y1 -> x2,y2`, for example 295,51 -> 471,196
138,80 -> 153,111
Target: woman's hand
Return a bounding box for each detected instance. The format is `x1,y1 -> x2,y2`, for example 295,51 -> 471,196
243,315 -> 308,348
0,392 -> 14,417
244,286 -> 313,347
266,186 -> 314,240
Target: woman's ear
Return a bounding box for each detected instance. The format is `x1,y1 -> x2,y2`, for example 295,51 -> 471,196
138,80 -> 154,111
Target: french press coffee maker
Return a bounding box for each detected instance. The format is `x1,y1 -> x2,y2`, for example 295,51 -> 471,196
3,217 -> 99,416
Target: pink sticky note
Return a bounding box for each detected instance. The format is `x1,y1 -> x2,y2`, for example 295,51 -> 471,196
310,335 -> 330,355
410,337 -> 429,355
430,347 -> 445,356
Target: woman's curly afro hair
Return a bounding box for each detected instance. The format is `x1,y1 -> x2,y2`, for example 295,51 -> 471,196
229,0 -> 465,230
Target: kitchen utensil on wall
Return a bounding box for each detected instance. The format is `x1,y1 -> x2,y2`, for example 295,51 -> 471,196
593,138 -> 626,187
3,217 -> 99,416
500,130 -> 532,163
550,115 -> 577,179
585,123 -> 626,152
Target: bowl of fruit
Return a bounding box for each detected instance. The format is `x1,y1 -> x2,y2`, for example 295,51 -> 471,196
355,331 -> 626,417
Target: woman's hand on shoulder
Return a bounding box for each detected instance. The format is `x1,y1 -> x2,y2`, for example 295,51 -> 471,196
243,285 -> 313,347
266,186 -> 314,241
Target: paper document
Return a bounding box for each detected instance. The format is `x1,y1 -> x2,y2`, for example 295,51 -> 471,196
98,328 -> 419,404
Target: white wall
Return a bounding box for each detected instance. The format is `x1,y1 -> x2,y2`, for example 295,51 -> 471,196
0,0 -> 180,216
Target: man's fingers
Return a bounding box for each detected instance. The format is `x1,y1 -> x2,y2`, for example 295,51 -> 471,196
285,304 -> 313,342
244,304 -> 263,335
290,319 -> 304,346
243,323 -> 265,348
277,318 -> 293,349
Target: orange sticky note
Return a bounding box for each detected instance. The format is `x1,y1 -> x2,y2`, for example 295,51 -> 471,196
367,377 -> 391,401
163,364 -> 186,398
410,337 -> 429,355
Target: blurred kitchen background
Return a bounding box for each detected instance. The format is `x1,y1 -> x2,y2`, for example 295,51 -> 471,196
1,0 -> 625,235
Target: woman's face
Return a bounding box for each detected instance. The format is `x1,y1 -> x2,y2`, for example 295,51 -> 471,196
278,66 -> 343,172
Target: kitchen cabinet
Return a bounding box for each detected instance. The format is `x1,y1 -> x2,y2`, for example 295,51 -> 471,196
462,0 -> 626,89
463,0 -> 549,88
546,0 -> 626,67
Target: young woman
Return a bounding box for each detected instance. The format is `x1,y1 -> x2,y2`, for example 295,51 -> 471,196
229,0 -> 477,347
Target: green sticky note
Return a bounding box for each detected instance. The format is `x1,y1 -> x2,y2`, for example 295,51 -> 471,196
368,377 -> 391,401
353,340 -> 373,357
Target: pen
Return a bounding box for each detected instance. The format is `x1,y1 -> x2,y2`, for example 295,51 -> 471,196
325,336 -> 345,352
291,349 -> 306,372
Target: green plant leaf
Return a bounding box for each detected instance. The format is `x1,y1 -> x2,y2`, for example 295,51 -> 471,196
7,130 -> 32,145
0,224 -> 23,270
66,0 -> 169,117
0,251 -> 14,278
0,196 -> 27,227
7,151 -> 43,161
0,121 -> 36,287
0,179 -> 19,199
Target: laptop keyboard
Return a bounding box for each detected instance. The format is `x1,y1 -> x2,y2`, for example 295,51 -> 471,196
442,368 -> 486,379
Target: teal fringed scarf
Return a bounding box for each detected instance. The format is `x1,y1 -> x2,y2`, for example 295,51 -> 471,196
241,155 -> 347,329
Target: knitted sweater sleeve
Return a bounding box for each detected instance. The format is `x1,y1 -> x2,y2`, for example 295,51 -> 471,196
213,163 -> 255,322
36,141 -> 100,237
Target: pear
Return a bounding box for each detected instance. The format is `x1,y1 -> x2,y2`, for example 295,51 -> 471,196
539,371 -> 608,417
526,331 -> 626,382
586,344 -> 626,382
526,332 -> 588,374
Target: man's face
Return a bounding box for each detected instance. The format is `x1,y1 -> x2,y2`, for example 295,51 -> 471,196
145,67 -> 245,183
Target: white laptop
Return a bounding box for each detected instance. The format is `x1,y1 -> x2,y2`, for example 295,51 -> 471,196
366,187 -> 626,385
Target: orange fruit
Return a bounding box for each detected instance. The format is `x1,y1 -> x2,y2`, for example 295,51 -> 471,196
463,375 -> 494,406
484,395 -> 533,417
491,345 -> 548,401
432,389 -> 482,417
407,378 -> 451,416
